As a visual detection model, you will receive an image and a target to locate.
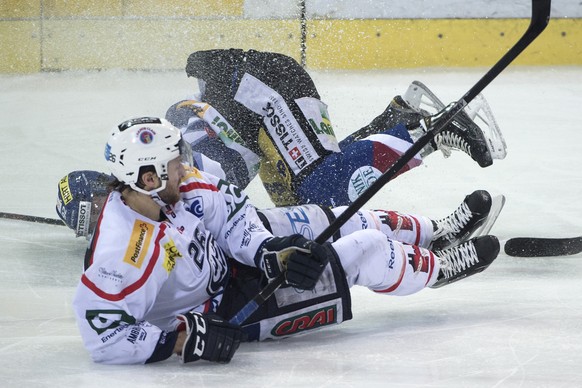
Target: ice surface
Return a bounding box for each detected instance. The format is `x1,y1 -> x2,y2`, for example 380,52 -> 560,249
1,66 -> 581,387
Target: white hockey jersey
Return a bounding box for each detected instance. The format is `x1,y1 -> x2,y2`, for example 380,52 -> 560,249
72,167 -> 273,364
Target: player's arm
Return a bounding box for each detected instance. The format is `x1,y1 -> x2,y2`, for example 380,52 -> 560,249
180,169 -> 274,266
73,284 -> 177,364
74,217 -> 184,364
167,99 -> 259,189
174,312 -> 245,363
185,49 -> 246,90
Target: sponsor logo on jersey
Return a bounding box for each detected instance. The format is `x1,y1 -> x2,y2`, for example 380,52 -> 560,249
187,196 -> 204,218
210,115 -> 245,147
240,229 -> 251,248
262,99 -> 318,175
347,166 -> 381,202
296,96 -> 340,153
271,306 -> 337,337
123,220 -> 154,269
308,115 -> 335,137
162,240 -> 182,273
97,267 -> 124,283
126,322 -> 148,344
223,212 -> 246,241
239,222 -> 264,248
217,179 -> 248,221
85,309 -> 136,335
76,201 -> 91,237
235,73 -> 316,183
58,175 -> 73,205
289,146 -> 302,161
284,207 -> 314,239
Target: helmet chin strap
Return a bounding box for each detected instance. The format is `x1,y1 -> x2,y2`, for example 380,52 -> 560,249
149,191 -> 170,208
128,177 -> 167,197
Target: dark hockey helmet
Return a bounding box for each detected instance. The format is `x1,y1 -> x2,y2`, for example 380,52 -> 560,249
55,170 -> 113,238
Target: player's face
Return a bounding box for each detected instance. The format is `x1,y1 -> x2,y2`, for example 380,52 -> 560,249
158,157 -> 186,205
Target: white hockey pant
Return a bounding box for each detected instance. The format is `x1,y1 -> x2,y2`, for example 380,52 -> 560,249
331,206 -> 435,248
332,229 -> 440,295
259,204 -> 435,249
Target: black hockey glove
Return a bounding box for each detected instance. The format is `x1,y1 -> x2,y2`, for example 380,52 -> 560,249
177,311 -> 245,364
261,234 -> 332,290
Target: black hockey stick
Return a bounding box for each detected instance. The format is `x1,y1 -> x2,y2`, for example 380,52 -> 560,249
0,211 -> 65,226
229,0 -> 551,326
504,236 -> 582,257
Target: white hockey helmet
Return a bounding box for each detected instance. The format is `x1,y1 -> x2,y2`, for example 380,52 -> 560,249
104,117 -> 192,194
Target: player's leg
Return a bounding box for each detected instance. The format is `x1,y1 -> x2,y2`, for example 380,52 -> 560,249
430,190 -> 492,250
185,49 -> 287,156
296,122 -> 421,207
296,92 -> 500,207
344,82 -> 503,168
231,49 -> 340,159
187,49 -> 341,207
258,189 -> 493,250
259,204 -> 433,247
331,229 -> 500,295
332,190 -> 493,250
217,251 -> 353,341
186,48 -> 328,152
341,97 -> 426,145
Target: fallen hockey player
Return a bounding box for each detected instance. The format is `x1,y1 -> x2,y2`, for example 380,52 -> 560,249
71,116 -> 501,364
56,50 -> 506,240
171,49 -> 506,207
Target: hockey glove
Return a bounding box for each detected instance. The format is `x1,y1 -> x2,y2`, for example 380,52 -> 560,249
261,234 -> 332,290
177,311 -> 245,364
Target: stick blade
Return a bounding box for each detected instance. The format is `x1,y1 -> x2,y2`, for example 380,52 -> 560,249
504,236 -> 582,257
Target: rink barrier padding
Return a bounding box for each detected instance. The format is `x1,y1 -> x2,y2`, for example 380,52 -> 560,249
306,18 -> 581,69
0,1 -> 581,72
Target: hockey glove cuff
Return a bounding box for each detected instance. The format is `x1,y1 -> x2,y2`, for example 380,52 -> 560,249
177,312 -> 245,364
261,235 -> 332,290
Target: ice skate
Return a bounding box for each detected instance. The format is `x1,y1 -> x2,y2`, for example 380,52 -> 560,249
431,190 -> 492,251
404,80 -> 507,168
431,235 -> 500,288
428,109 -> 493,167
382,95 -> 428,127
348,95 -> 425,141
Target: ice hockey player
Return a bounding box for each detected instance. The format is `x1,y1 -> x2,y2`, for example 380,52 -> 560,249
55,49 -> 505,235
169,48 -> 505,207
58,168 -> 494,250
72,116 -> 500,365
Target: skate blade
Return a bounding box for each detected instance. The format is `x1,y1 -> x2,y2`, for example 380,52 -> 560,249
464,94 -> 507,160
403,80 -> 507,160
468,194 -> 506,240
